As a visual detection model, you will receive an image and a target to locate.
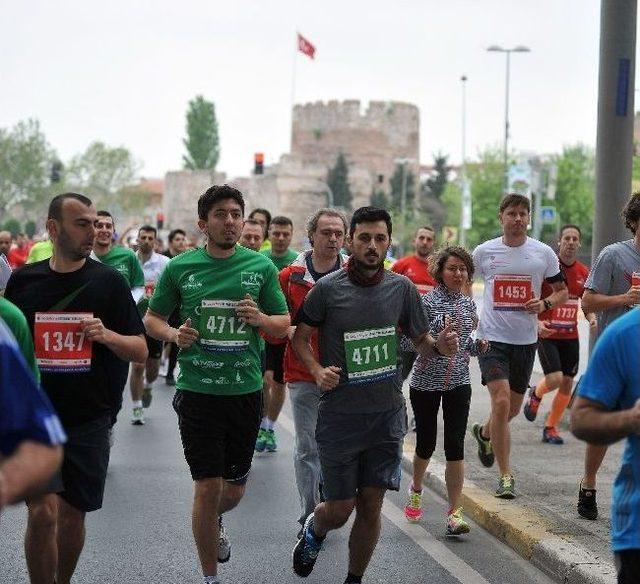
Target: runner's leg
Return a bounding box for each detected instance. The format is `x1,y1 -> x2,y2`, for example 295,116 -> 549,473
347,487 -> 386,578
583,444 -> 608,489
55,496 -> 86,584
192,477 -> 224,576
25,494 -> 58,584
485,380 -> 512,475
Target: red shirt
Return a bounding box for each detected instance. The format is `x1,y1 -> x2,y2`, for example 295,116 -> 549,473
391,255 -> 436,294
539,258 -> 590,340
7,245 -> 29,269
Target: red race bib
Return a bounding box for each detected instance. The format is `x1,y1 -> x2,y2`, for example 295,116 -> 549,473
632,272 -> 640,287
493,274 -> 532,311
34,312 -> 93,373
549,298 -> 579,331
144,281 -> 155,298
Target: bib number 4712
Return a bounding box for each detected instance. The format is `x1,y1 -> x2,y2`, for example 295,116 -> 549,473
205,315 -> 246,336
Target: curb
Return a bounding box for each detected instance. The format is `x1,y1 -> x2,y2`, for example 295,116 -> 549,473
400,449 -> 617,584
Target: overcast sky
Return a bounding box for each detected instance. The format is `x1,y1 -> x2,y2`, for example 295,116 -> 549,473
1,1 -> 612,180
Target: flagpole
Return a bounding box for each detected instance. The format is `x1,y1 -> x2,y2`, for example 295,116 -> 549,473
291,32 -> 298,150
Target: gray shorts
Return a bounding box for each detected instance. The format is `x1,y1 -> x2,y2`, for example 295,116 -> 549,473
315,404 -> 407,501
478,341 -> 537,394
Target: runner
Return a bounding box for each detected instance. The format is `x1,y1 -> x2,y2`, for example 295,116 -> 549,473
570,306 -> 640,583
0,296 -> 40,380
5,192 -> 147,584
279,208 -> 348,534
92,210 -> 145,301
471,193 -> 567,499
7,232 -> 31,269
0,317 -> 65,511
144,185 -> 289,584
403,246 -> 488,535
163,229 -> 188,386
129,225 -> 170,425
248,208 -> 272,251
290,206 -> 458,582
26,237 -> 54,264
574,192 -> 640,520
257,215 -> 299,453
239,218 -> 265,252
0,230 -> 12,259
392,226 -> 437,381
523,225 -> 596,444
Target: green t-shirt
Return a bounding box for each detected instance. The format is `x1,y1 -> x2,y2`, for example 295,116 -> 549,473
96,246 -> 144,289
149,245 -> 288,395
0,297 -> 40,382
26,240 -> 53,264
261,248 -> 298,271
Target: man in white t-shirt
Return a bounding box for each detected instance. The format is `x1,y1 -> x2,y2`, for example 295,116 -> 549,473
471,194 -> 568,499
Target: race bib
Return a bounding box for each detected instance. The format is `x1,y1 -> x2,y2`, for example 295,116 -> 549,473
416,284 -> 435,295
343,326 -> 397,384
199,300 -> 250,353
549,298 -> 579,331
34,312 -> 93,373
632,272 -> 640,287
493,274 -> 532,311
144,281 -> 155,298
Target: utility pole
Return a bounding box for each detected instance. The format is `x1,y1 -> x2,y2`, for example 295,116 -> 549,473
593,0 -> 637,260
460,75 -> 469,247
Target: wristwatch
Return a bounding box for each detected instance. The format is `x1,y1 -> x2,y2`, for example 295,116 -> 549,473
543,299 -> 552,311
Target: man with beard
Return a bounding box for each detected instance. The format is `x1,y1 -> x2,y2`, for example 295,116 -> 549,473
5,192 -> 147,584
291,206 -> 458,583
129,225 -> 169,424
145,185 -> 289,584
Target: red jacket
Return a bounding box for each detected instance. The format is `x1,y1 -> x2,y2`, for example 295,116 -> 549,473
278,251 -> 347,383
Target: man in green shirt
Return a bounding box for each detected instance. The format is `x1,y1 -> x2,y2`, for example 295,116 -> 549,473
258,215 -> 298,453
145,185 -> 290,584
0,296 -> 39,381
92,211 -> 145,302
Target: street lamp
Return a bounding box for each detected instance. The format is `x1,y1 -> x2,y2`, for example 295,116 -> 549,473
487,45 -> 530,192
459,75 -> 469,247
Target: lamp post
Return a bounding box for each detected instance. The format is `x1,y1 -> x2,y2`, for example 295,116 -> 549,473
487,45 -> 531,192
459,75 -> 469,247
393,157 -> 413,256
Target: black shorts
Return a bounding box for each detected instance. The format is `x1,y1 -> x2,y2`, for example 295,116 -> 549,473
45,415 -> 111,512
172,389 -> 261,483
616,549 -> 640,584
145,334 -> 164,360
265,341 -> 286,384
478,341 -> 537,394
537,338 -> 579,377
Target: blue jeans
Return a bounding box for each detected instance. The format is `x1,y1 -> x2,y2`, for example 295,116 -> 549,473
288,381 -> 323,525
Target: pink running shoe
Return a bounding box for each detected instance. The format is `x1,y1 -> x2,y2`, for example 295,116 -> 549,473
403,487 -> 423,522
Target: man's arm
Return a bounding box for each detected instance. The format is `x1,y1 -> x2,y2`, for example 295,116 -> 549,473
0,441 -> 63,509
581,288 -> 640,313
145,309 -> 199,348
291,322 -> 340,390
571,396 -> 640,445
526,279 -> 568,314
80,318 -> 147,363
236,294 -> 290,338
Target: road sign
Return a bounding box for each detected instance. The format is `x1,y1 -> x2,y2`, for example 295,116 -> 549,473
540,206 -> 556,225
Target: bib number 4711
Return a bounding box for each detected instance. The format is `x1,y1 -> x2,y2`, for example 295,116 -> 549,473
351,342 -> 389,366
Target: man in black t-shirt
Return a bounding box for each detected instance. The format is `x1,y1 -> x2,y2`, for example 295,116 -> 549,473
5,192 -> 147,584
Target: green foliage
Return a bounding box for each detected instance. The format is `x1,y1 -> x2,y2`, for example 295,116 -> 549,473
370,189 -> 389,209
0,119 -> 57,221
24,220 -> 36,238
423,153 -> 450,200
327,152 -> 353,209
441,181 -> 462,229
2,218 -> 21,237
389,163 -> 416,210
183,95 -> 220,171
65,141 -> 139,213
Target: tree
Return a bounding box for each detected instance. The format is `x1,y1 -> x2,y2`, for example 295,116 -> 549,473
327,152 -> 352,209
423,153 -> 450,200
389,163 -> 416,211
0,119 -> 57,222
183,95 -> 220,171
370,188 -> 389,209
2,219 -> 21,237
24,220 -> 37,239
65,142 -> 139,212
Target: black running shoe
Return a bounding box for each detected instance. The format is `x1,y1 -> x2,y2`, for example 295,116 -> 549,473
577,482 -> 598,520
471,423 -> 495,467
292,514 -> 323,577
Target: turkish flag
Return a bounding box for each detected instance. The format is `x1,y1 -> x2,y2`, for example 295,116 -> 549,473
297,33 -> 316,59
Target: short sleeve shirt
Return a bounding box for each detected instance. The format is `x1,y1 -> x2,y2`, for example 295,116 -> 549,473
392,255 -> 437,294
0,297 -> 39,381
261,248 -> 298,271
585,240 -> 640,337
94,246 -> 145,289
301,269 -> 429,414
137,251 -> 170,315
473,237 -> 561,345
149,246 -> 288,396
0,318 -> 66,456
577,308 -> 640,552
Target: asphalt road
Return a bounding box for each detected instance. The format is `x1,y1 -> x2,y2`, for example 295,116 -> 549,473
1,378 -> 556,584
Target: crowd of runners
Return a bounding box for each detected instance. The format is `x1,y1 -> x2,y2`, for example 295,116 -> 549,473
1,185 -> 640,583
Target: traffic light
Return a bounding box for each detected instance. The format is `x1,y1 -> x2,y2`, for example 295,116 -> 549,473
254,152 -> 264,175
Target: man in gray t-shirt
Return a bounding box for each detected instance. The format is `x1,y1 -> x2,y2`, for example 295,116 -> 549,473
290,207 -> 458,582
577,192 -> 640,522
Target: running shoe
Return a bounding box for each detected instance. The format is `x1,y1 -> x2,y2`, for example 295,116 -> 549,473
542,426 -> 564,445
265,429 -> 278,452
131,407 -> 145,425
255,428 -> 268,452
494,474 -> 516,499
292,513 -> 323,577
446,507 -> 470,536
471,423 -> 494,467
165,374 -> 176,386
403,487 -> 423,523
142,385 -> 153,409
577,482 -> 598,520
523,385 -> 541,421
218,516 -> 231,563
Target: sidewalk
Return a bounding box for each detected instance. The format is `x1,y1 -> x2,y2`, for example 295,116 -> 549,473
402,362 -> 621,584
